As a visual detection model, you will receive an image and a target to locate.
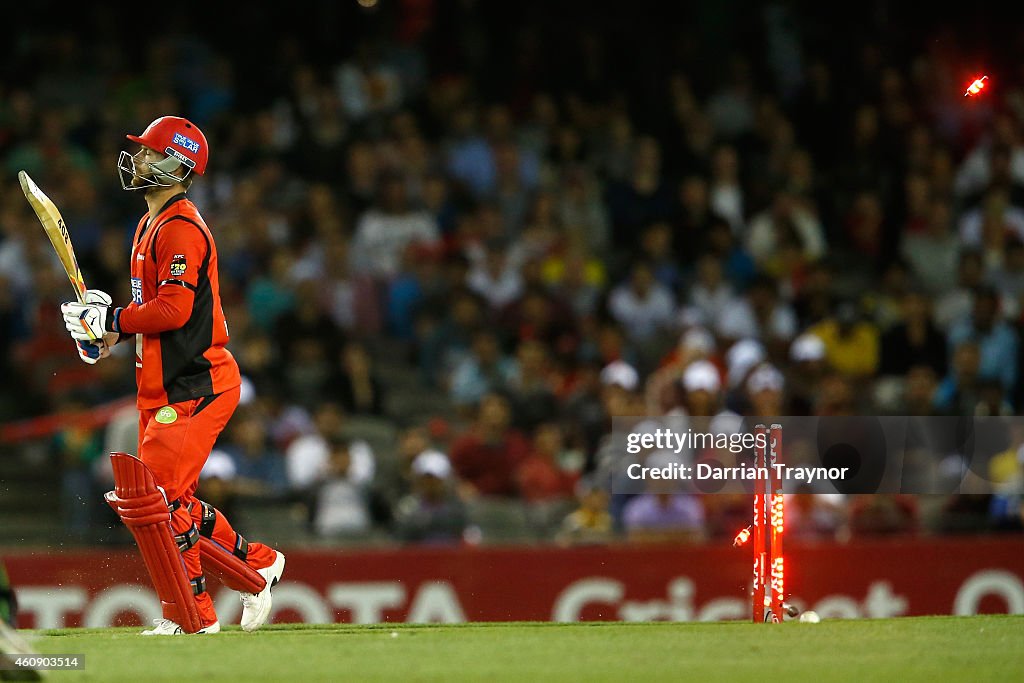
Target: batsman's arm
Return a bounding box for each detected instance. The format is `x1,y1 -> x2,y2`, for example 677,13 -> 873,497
116,221 -> 206,334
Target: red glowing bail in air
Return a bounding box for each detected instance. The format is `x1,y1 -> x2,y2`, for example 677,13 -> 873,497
964,76 -> 988,97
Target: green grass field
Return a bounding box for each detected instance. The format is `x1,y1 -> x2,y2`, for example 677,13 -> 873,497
15,616 -> 1024,682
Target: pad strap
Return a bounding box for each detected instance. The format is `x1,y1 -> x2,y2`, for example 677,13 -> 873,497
175,524 -> 200,553
199,501 -> 217,537
192,498 -> 266,594
196,500 -> 249,561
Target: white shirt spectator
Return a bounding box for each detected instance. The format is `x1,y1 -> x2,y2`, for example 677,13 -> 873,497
716,300 -> 798,343
953,143 -> 1024,199
746,205 -> 826,265
201,449 -> 238,481
335,61 -> 402,121
710,182 -> 745,234
350,209 -> 439,280
467,260 -> 523,310
690,282 -> 738,332
315,479 -> 371,536
901,231 -> 960,296
285,433 -> 375,491
608,282 -> 677,342
958,205 -> 1024,247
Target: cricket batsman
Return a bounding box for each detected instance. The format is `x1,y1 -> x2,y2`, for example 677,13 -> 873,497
60,116 -> 285,635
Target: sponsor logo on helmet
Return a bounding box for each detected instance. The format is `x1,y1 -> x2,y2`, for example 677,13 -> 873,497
172,132 -> 201,154
164,147 -> 196,169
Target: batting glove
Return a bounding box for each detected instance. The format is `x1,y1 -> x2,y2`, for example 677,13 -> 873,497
61,289 -> 122,343
75,338 -> 111,365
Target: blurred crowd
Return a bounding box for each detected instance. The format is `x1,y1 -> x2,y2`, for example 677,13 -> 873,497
2,1 -> 1024,547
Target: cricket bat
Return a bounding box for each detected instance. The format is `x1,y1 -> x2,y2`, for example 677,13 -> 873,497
18,170 -> 88,304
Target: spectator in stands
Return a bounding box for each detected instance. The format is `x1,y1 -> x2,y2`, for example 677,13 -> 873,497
954,113 -> 1024,200
285,401 -> 375,498
369,423 -> 434,524
350,169 -> 440,282
558,164 -> 611,256
646,326 -> 719,415
622,453 -> 705,544
746,364 -> 786,417
335,38 -> 404,123
847,494 -> 920,537
746,186 -> 826,274
935,250 -> 985,332
990,238 -> 1024,317
448,328 -> 517,412
197,450 -> 241,523
674,174 -> 716,252
708,144 -> 745,233
331,341 -> 386,416
879,289 -> 948,377
415,287 -> 486,387
637,222 -> 684,295
702,217 -> 757,290
958,186 -> 1024,249
786,332 -> 828,415
808,300 -> 880,379
466,236 -> 524,310
934,341 -> 985,415
724,338 -> 767,399
900,364 -> 941,416
313,433 -> 372,538
393,450 -> 467,544
449,392 -> 530,498
988,422 -> 1024,532
947,286 -> 1019,394
53,393 -> 104,541
716,274 -> 798,353
516,422 -> 582,503
607,260 -> 677,344
935,494 -> 995,535
387,242 -> 447,341
557,477 -> 614,546
689,254 -> 738,331
678,358 -> 727,420
787,484 -> 845,541
605,136 -> 674,250
901,196 -> 960,297
219,406 -> 288,498
872,259 -> 914,332
505,339 -> 559,432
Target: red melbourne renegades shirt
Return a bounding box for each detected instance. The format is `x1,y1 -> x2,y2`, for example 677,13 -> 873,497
118,193 -> 240,409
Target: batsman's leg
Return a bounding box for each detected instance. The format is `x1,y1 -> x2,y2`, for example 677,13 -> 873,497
191,500 -> 285,631
104,452 -> 214,635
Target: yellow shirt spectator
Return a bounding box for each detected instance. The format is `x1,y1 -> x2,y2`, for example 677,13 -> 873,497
809,317 -> 880,377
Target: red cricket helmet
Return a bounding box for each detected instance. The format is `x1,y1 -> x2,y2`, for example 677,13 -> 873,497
127,116 -> 209,175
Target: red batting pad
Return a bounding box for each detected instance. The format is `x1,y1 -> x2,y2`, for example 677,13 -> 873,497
198,536 -> 266,594
106,452 -> 203,633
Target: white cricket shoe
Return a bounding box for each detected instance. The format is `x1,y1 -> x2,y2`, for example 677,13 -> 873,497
240,551 -> 286,632
140,618 -> 220,636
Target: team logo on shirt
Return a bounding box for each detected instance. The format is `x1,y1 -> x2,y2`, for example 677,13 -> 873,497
170,254 -> 187,277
